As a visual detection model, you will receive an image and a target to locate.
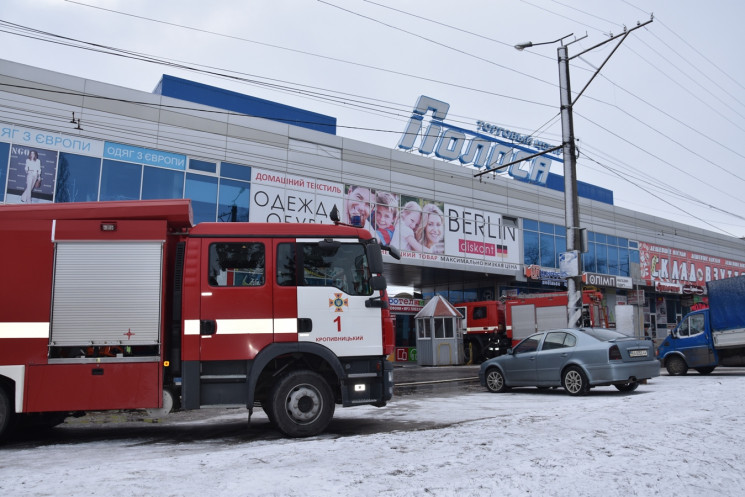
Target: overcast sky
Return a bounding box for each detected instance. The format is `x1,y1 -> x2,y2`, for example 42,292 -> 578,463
2,0 -> 744,239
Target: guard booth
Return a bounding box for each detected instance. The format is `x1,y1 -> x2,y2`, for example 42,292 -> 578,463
415,296 -> 464,366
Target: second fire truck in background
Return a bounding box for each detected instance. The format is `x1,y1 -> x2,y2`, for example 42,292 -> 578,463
456,290 -> 608,363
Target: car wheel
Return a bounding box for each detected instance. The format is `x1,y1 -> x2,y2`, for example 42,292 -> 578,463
614,381 -> 639,392
666,356 -> 688,376
269,370 -> 335,438
484,368 -> 509,393
562,366 -> 590,396
695,366 -> 716,375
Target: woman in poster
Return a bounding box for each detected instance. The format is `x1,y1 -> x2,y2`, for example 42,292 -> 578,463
416,203 -> 445,254
21,150 -> 41,203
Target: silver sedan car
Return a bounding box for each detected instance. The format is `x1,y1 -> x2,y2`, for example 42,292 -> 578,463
479,328 -> 660,395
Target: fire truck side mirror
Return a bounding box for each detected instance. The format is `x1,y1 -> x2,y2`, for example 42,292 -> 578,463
367,244 -> 384,274
370,275 -> 387,291
386,244 -> 401,260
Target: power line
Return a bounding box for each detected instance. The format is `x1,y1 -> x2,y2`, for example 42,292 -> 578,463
582,151 -> 741,237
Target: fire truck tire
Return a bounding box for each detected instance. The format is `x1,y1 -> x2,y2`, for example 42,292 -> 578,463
562,366 -> 590,396
484,368 -> 509,393
0,385 -> 16,442
665,356 -> 688,376
269,370 -> 335,438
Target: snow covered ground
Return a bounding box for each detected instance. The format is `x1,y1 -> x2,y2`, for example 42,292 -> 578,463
2,373 -> 744,497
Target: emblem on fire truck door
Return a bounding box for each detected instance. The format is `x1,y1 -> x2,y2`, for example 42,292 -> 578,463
329,293 -> 349,312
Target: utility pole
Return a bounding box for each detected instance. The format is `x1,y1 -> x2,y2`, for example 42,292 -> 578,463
510,17 -> 653,328
558,43 -> 583,328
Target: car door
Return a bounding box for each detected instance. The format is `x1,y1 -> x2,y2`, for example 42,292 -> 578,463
504,333 -> 543,385
535,331 -> 576,385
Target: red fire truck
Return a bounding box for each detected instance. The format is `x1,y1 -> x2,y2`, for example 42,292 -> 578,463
0,200 -> 396,441
456,290 -> 607,363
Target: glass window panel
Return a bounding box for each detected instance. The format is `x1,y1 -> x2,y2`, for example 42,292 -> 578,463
462,289 -> 478,301
447,290 -> 464,303
606,235 -> 618,246
185,173 -> 218,224
540,233 -> 555,267
523,218 -> 538,231
0,142 -> 9,202
555,233 -> 566,256
523,230 -> 540,265
276,243 -> 297,287
630,247 -> 640,264
595,233 -> 607,244
444,319 -> 454,338
618,247 -> 630,277
618,237 -> 628,247
543,332 -> 568,350
100,159 -> 141,201
607,245 -> 619,275
299,242 -> 371,296
587,231 -> 595,242
189,158 -> 216,173
55,153 -> 101,203
220,162 -> 252,181
434,318 -> 445,338
419,319 -> 431,339
142,166 -> 184,200
596,243 -> 608,273
584,242 -> 597,272
208,242 -> 265,287
217,178 -> 250,222
538,222 -> 555,234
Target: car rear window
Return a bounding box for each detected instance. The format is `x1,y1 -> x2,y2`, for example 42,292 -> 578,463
581,328 -> 628,341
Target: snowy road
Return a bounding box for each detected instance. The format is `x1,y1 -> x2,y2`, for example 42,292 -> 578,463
1,372 -> 744,496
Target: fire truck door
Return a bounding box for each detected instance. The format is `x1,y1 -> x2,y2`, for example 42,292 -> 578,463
292,240 -> 384,358
198,239 -> 273,361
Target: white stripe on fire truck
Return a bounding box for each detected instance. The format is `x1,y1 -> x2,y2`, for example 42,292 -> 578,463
274,318 -> 298,334
0,322 -> 50,339
183,319 -> 298,335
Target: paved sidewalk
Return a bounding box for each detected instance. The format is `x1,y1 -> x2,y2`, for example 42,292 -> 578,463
392,361 -> 480,384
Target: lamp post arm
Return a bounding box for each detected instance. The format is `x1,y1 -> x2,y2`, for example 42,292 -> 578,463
570,18 -> 654,106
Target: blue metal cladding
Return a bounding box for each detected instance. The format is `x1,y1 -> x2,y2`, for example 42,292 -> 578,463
544,172 -> 614,205
154,75 -> 337,135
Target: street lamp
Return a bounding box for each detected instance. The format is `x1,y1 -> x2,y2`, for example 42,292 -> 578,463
515,20 -> 653,328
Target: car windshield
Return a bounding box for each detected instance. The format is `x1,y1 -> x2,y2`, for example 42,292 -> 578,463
580,328 -> 629,341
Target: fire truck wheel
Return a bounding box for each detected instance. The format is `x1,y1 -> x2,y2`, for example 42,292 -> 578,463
665,356 -> 688,376
484,368 -> 509,393
0,386 -> 17,442
562,366 -> 590,396
269,370 -> 335,438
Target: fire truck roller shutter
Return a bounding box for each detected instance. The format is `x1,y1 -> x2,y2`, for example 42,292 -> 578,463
51,242 -> 163,347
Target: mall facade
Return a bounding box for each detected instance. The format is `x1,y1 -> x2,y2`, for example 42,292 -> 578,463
2,58 -> 744,348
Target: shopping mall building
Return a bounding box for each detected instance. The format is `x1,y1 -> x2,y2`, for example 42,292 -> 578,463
2,58 -> 744,350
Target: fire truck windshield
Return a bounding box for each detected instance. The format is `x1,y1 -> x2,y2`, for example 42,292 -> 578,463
277,242 -> 373,296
